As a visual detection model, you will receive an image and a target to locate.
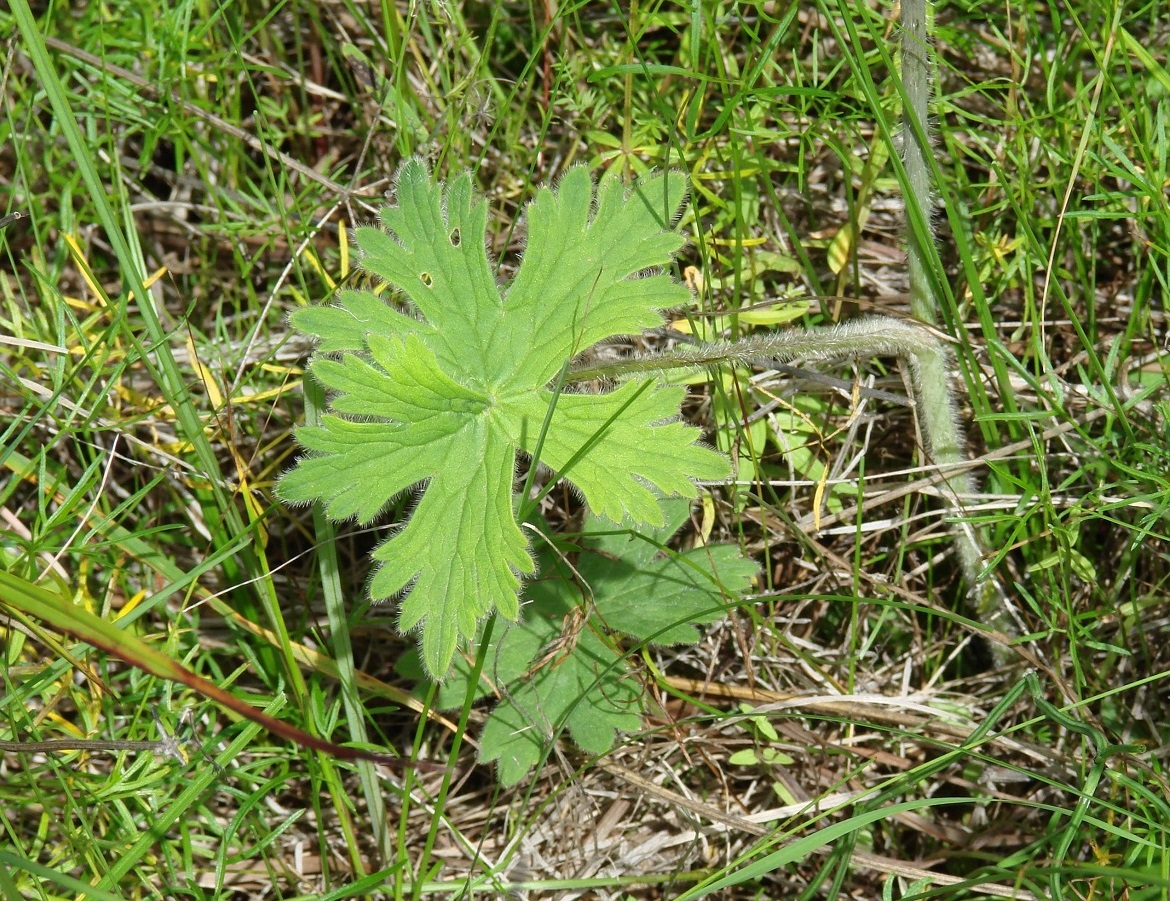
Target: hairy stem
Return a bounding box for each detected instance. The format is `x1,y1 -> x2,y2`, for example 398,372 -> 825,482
567,317 -> 940,385
899,0 -> 1012,638
902,0 -> 934,332
567,317 -> 959,465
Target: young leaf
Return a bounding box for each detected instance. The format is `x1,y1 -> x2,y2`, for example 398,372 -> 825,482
426,500 -> 757,785
280,159 -> 730,679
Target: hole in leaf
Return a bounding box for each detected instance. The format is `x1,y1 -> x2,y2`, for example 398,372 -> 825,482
449,228 -> 461,247
420,272 -> 433,287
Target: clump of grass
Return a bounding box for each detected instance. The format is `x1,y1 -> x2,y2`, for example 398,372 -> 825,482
1,0 -> 1167,898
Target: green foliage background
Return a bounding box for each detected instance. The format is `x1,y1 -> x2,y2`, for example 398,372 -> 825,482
1,0 -> 1168,898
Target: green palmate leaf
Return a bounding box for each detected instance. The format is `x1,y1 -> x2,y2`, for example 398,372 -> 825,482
280,159 -> 730,678
474,601 -> 643,787
425,500 -> 757,785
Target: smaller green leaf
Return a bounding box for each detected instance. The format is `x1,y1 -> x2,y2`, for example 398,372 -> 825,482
478,623 -> 641,786
427,569 -> 640,786
580,502 -> 756,645
737,703 -> 781,741
725,744 -> 790,767
427,500 -> 756,785
587,543 -> 753,645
